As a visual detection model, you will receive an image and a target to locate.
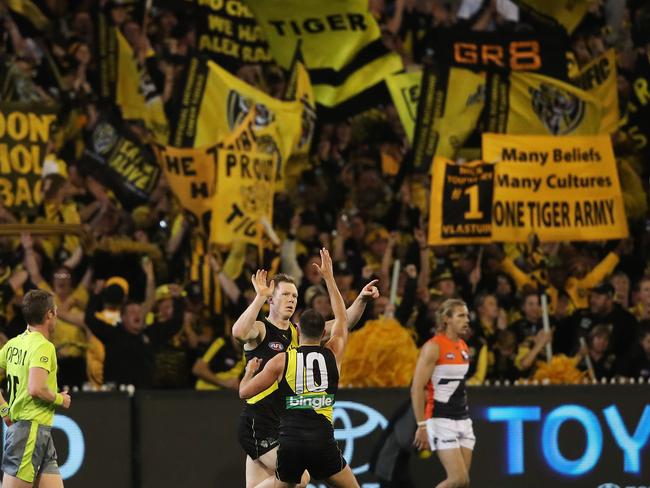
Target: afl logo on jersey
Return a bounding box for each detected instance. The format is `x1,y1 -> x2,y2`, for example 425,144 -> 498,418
445,353 -> 455,360
268,342 -> 284,352
460,350 -> 469,361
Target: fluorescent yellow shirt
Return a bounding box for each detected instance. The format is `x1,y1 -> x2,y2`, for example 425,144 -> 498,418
0,329 -> 59,425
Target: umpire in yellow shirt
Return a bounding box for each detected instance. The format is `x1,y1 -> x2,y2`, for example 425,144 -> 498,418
0,289 -> 71,487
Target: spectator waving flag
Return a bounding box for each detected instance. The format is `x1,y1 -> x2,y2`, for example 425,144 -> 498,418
94,5 -> 169,143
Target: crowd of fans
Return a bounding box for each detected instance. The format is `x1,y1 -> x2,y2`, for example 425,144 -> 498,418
0,0 -> 649,391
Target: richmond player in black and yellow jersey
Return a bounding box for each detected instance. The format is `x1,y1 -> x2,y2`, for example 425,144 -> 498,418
240,249 -> 360,488
232,256 -> 378,487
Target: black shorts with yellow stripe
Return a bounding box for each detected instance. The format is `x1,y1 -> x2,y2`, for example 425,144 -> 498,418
2,420 -> 59,483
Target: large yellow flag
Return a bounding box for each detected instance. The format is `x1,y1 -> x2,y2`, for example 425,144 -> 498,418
170,58 -> 302,177
485,71 -> 603,135
386,70 -> 421,143
571,49 -> 619,134
246,0 -> 403,108
211,149 -> 275,246
413,67 -> 485,170
513,0 -> 591,33
152,143 -> 218,230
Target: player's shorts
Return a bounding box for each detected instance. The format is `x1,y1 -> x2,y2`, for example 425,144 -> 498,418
238,411 -> 280,460
2,420 -> 60,483
276,436 -> 347,483
426,417 -> 476,451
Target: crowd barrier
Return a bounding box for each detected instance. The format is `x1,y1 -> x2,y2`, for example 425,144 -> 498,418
3,385 -> 647,488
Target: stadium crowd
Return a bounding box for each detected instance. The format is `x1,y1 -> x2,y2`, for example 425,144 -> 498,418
0,0 -> 649,392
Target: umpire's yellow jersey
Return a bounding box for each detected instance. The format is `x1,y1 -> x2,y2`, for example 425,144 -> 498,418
0,329 -> 59,426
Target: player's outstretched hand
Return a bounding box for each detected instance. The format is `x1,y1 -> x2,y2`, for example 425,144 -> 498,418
359,279 -> 380,302
251,270 -> 274,298
313,248 -> 334,281
244,357 -> 262,378
2,415 -> 12,427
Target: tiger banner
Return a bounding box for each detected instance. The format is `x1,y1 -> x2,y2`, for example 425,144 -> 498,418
82,118 -> 161,211
152,143 -> 218,231
246,0 -> 403,111
412,66 -> 485,172
483,134 -> 628,242
0,103 -> 56,217
484,71 -> 603,136
511,0 -> 591,34
433,28 -> 568,79
211,149 -> 274,245
95,7 -> 169,142
571,49 -> 619,134
386,70 -> 421,144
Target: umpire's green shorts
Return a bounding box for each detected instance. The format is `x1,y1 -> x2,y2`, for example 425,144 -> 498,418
2,420 -> 59,483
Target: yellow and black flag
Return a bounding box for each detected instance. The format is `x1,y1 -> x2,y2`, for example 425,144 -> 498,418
412,66 -> 486,172
283,42 -> 316,159
484,71 -> 603,136
0,102 -> 56,217
154,0 -> 272,69
386,70 -> 421,143
170,57 -> 302,189
95,7 -> 169,142
81,115 -> 161,211
152,143 -> 218,232
246,0 -> 403,112
571,49 -> 619,134
512,0 -> 591,34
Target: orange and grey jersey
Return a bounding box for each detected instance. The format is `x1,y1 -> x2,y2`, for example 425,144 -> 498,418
278,345 -> 339,441
425,334 -> 470,420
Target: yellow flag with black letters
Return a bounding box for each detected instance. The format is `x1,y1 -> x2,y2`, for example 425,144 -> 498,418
485,71 -> 603,136
386,70 -> 421,143
211,149 -> 275,245
571,49 -> 619,134
512,0 -> 591,34
246,0 -> 403,109
0,103 -> 56,217
482,133 -> 628,242
152,143 -> 218,232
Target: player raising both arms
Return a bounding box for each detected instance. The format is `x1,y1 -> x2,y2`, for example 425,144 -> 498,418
0,290 -> 72,488
240,248 -> 359,488
232,261 -> 378,488
411,298 -> 476,488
